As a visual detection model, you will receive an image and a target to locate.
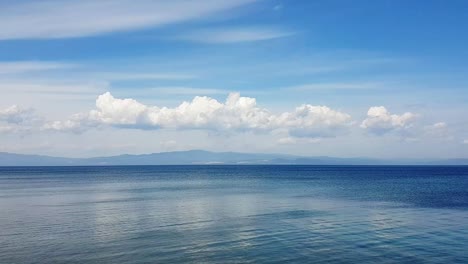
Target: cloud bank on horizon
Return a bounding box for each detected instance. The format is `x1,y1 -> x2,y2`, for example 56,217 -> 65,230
44,92 -> 355,138
0,91 -> 437,140
0,0 -> 467,158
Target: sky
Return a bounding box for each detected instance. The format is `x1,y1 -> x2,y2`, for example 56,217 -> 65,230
0,0 -> 467,159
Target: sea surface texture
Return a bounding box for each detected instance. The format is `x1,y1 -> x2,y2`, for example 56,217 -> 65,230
1,166 -> 467,263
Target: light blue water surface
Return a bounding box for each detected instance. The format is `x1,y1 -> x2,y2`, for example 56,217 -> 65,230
0,166 -> 467,263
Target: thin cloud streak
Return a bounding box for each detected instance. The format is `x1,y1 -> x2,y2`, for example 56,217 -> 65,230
0,80 -> 109,96
0,0 -> 257,40
146,87 -> 228,95
0,61 -> 75,74
100,73 -> 199,81
284,82 -> 385,91
175,26 -> 295,43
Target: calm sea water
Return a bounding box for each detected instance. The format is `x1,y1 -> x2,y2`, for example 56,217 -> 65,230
1,166 -> 467,263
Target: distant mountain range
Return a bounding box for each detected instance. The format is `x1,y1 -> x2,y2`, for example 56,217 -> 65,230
0,150 -> 467,166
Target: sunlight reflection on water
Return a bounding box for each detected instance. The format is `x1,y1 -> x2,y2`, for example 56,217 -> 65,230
0,166 -> 467,263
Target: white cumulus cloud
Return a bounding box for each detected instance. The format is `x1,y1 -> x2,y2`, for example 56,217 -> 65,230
0,105 -> 35,124
0,105 -> 42,133
361,106 -> 417,135
47,92 -> 353,138
276,105 -> 352,138
424,122 -> 451,139
42,113 -> 95,134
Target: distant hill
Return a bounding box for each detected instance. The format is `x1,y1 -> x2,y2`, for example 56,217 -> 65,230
0,150 -> 467,166
0,152 -> 79,166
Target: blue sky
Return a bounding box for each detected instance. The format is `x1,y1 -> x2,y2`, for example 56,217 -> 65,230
0,0 -> 467,158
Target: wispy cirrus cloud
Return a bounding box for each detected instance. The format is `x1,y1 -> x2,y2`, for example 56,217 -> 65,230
285,82 -> 385,91
144,87 -> 227,95
100,72 -> 198,81
0,61 -> 74,74
0,0 -> 257,40
175,26 -> 295,44
0,80 -> 108,95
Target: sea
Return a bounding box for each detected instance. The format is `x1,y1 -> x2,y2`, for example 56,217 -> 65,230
0,165 -> 467,263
